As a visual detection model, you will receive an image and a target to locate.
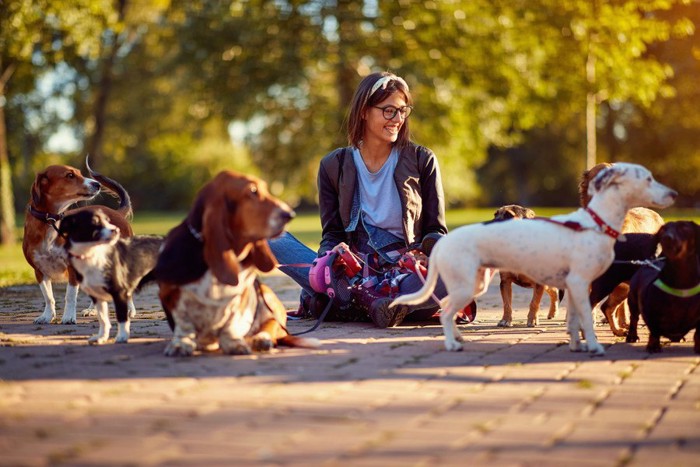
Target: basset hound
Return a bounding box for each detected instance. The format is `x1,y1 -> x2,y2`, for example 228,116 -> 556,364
154,170 -> 317,356
23,159 -> 133,325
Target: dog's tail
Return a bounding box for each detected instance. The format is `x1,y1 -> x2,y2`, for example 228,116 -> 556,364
277,335 -> 321,349
85,155 -> 133,220
390,242 -> 442,307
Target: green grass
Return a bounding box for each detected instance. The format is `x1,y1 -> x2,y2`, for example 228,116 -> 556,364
1,207 -> 698,288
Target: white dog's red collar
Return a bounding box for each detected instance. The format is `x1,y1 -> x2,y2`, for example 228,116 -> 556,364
585,207 -> 625,240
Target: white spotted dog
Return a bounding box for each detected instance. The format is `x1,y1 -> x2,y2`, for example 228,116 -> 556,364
58,209 -> 163,345
391,163 -> 677,355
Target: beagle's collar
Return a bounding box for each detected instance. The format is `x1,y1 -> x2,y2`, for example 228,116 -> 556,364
585,207 -> 625,241
653,279 -> 700,298
28,205 -> 63,231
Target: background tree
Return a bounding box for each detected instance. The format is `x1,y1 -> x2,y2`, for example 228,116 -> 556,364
2,0 -> 698,227
0,0 -> 117,245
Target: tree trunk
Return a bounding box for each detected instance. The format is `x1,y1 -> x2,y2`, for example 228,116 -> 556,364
586,50 -> 597,170
84,0 -> 128,166
0,60 -> 17,246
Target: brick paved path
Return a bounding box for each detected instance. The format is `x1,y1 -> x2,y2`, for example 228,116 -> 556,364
0,274 -> 698,466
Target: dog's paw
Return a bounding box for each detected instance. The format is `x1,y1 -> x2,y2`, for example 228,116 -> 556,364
527,318 -> 539,327
497,319 -> 512,327
221,338 -> 252,355
250,332 -> 274,352
61,315 -> 77,325
444,339 -> 464,352
588,343 -> 606,356
115,334 -> 129,344
34,313 -> 56,325
164,339 -> 196,357
646,337 -> 662,353
81,307 -> 97,317
569,340 -> 585,352
88,334 -> 109,345
625,333 -> 639,343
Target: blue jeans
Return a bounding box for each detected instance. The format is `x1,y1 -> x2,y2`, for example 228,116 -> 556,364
268,231 -> 447,313
268,232 -> 317,302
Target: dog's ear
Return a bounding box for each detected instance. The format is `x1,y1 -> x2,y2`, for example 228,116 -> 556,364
56,214 -> 75,239
522,207 -> 536,219
251,239 -> 278,273
31,172 -> 48,206
591,165 -> 626,197
202,195 -> 240,286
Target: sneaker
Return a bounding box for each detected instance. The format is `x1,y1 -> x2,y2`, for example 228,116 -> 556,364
430,301 -> 478,324
368,298 -> 410,328
456,300 -> 477,324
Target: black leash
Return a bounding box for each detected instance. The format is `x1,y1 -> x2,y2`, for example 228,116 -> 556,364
291,298 -> 336,336
255,278 -> 333,337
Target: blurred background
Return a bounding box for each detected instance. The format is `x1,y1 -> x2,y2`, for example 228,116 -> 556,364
1,0 -> 699,247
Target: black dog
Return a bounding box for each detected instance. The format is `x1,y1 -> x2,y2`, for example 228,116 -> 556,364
626,221 -> 700,353
589,232 -> 659,336
58,209 -> 163,345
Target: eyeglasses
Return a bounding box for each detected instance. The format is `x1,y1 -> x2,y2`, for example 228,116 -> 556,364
373,105 -> 413,120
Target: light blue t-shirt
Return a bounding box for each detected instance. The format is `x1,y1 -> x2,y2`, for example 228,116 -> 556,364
352,147 -> 404,239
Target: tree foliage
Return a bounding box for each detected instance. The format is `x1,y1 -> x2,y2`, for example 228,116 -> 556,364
1,0 -> 698,237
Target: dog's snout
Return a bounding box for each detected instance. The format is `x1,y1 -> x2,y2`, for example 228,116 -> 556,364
87,179 -> 101,193
281,209 -> 295,222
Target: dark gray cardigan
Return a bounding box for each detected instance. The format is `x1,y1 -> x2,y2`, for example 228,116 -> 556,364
317,143 -> 448,254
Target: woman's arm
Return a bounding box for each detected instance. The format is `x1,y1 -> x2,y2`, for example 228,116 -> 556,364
317,154 -> 348,255
418,147 -> 448,239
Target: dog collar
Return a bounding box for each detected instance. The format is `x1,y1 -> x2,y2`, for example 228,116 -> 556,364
187,221 -> 204,242
653,279 -> 700,298
28,205 -> 64,231
585,207 -> 625,241
68,251 -> 92,260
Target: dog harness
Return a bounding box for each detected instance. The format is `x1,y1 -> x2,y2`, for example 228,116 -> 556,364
653,279 -> 700,298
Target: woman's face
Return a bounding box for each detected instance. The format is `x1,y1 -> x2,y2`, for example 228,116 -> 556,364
363,91 -> 409,146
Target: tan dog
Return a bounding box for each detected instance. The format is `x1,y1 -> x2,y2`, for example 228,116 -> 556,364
23,160 -> 133,324
580,162 -> 665,335
493,205 -> 561,327
155,170 -> 316,356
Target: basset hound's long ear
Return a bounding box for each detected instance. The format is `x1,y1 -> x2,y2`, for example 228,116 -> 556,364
31,172 -> 47,206
251,239 -> 278,273
202,194 -> 240,286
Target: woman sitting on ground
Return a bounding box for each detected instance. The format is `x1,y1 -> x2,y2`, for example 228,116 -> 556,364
269,71 -> 476,327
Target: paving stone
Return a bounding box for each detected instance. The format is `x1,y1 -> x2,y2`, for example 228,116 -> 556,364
1,274 -> 698,465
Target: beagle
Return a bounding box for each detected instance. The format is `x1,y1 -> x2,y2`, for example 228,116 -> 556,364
22,160 -> 133,325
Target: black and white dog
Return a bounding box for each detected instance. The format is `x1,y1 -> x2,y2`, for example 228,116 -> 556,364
58,209 -> 163,345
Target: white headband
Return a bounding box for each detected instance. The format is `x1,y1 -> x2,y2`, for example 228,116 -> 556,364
369,75 -> 408,98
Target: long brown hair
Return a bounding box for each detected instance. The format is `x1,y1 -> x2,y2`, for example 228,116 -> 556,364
346,72 -> 413,149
